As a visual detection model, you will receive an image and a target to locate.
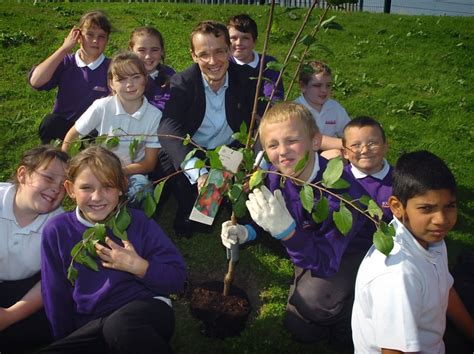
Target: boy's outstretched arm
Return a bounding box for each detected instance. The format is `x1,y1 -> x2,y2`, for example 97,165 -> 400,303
447,287 -> 474,342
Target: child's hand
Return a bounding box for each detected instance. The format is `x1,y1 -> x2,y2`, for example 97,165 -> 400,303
61,26 -> 81,53
95,237 -> 149,278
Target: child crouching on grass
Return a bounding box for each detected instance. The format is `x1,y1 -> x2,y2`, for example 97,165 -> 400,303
221,102 -> 373,350
62,52 -> 162,204
39,146 -> 187,354
351,150 -> 474,353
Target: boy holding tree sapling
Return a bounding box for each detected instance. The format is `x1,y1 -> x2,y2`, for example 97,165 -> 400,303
221,102 -> 373,349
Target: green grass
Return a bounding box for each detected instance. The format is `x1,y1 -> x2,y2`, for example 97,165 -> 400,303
1,2 -> 473,353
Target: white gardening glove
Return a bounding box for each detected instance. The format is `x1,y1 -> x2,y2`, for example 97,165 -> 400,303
220,221 -> 249,249
246,186 -> 296,240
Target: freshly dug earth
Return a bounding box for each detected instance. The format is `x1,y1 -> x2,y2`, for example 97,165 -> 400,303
190,281 -> 251,338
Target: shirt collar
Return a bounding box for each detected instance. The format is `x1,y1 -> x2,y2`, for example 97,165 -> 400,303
350,159 -> 390,180
149,69 -> 159,80
75,51 -> 106,70
305,152 -> 320,183
1,184 -> 53,233
75,207 -> 96,227
232,50 -> 259,68
113,95 -> 148,120
202,72 -> 229,94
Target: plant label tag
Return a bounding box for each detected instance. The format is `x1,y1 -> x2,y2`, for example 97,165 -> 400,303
189,169 -> 232,225
218,146 -> 243,174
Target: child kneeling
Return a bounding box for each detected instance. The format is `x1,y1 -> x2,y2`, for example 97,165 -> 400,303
39,146 -> 187,354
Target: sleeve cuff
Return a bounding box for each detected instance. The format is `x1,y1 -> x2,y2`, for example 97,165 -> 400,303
244,224 -> 257,242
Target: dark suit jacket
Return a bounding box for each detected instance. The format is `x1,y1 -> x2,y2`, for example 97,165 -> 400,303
158,62 -> 255,170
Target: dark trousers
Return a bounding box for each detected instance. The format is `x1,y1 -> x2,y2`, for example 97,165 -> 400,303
151,150 -> 197,220
38,113 -> 75,145
0,273 -> 52,353
38,298 -> 175,354
283,250 -> 366,349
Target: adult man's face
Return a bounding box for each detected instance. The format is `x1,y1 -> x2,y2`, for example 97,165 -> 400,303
191,32 -> 230,92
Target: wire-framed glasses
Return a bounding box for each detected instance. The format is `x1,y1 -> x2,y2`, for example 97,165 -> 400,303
194,48 -> 229,63
343,142 -> 381,154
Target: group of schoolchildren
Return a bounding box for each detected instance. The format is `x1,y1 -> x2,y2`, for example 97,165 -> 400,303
0,9 -> 472,354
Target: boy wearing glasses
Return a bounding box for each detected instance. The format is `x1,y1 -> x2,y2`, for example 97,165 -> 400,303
342,116 -> 393,223
157,20 -> 255,238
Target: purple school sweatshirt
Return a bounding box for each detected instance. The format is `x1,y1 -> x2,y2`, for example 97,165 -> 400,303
30,53 -> 110,122
41,208 -> 186,339
264,155 -> 373,278
145,64 -> 176,112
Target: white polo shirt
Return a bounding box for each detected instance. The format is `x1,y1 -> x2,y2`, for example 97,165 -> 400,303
75,95 -> 162,166
0,183 -> 64,281
294,95 -> 350,137
352,217 -> 453,353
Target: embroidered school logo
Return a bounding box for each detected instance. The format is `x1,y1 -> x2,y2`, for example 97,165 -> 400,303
382,201 -> 390,208
303,220 -> 312,229
325,120 -> 337,125
92,86 -> 108,92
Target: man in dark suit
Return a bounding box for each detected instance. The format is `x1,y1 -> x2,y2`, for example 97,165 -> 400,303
157,20 -> 255,237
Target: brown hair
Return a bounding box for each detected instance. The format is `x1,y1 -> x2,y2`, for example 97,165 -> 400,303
299,60 -> 332,85
108,51 -> 147,84
342,116 -> 387,146
66,146 -> 127,196
259,102 -> 320,146
78,10 -> 112,35
228,14 -> 258,41
190,20 -> 230,52
129,26 -> 166,63
11,145 -> 69,187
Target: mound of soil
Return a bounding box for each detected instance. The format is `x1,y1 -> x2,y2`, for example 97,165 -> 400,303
190,281 -> 251,338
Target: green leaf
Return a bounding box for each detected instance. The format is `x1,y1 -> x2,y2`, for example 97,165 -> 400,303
95,134 -> 107,146
312,196 -> 329,223
183,148 -> 197,165
242,148 -> 255,172
154,181 -> 165,204
294,152 -> 309,174
333,203 -> 352,236
84,240 -> 97,257
67,264 -> 78,285
373,223 -> 395,256
249,170 -> 264,190
70,242 -> 82,258
239,121 -> 248,136
105,136 -> 120,149
322,156 -> 344,187
367,199 -> 383,220
228,184 -> 247,218
300,184 -> 314,214
327,178 -> 350,189
358,195 -> 372,206
68,139 -> 82,157
113,224 -> 128,241
82,227 -> 94,240
266,61 -> 284,72
129,137 -> 143,162
183,134 -> 191,146
206,150 -> 223,170
299,34 -> 315,46
194,159 -> 205,169
79,251 -> 99,272
143,193 -> 156,218
320,15 -> 337,28
115,208 -> 131,233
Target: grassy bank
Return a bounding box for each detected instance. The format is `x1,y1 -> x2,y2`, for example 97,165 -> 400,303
1,2 -> 473,353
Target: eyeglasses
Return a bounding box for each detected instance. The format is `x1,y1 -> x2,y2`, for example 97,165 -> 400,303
343,142 -> 381,154
194,48 -> 229,63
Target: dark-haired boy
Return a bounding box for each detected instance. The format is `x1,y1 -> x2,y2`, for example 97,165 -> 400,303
342,116 -> 392,223
228,14 -> 284,103
352,150 -> 474,353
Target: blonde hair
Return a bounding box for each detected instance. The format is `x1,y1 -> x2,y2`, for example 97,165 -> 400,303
129,26 -> 166,63
12,145 -> 69,187
67,146 -> 127,196
299,60 -> 332,85
78,10 -> 112,35
108,51 -> 147,83
259,102 -> 320,146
